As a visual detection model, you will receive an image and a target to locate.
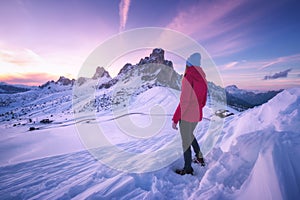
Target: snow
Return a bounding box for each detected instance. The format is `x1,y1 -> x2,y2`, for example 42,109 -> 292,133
0,86 -> 299,199
220,88 -> 300,152
0,125 -> 84,166
237,145 -> 282,200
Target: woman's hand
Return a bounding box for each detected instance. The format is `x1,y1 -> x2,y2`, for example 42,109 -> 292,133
172,122 -> 178,130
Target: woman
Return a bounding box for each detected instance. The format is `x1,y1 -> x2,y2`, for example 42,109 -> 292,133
172,52 -> 207,175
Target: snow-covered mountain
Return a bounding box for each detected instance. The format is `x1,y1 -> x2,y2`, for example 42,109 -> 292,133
0,76 -> 75,126
225,85 -> 282,111
0,84 -> 299,199
71,48 -> 182,116
98,48 -> 180,90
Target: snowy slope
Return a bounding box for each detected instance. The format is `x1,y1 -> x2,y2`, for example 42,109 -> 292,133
0,87 -> 299,199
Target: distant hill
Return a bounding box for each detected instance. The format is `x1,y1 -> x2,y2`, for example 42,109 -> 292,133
225,85 -> 283,111
0,82 -> 34,94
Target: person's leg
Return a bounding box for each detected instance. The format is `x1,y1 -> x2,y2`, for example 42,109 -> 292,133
179,120 -> 194,172
183,146 -> 192,171
189,122 -> 203,158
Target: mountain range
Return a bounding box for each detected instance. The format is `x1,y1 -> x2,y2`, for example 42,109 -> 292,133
0,48 -> 281,122
0,48 -> 299,199
225,85 -> 282,111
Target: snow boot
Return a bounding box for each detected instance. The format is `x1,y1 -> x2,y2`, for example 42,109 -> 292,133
194,156 -> 206,166
175,168 -> 194,175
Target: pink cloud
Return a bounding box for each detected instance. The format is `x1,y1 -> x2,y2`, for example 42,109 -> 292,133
166,0 -> 283,58
218,53 -> 300,90
259,54 -> 300,70
0,46 -> 85,80
166,0 -> 251,57
222,61 -> 239,70
119,0 -> 131,32
167,0 -> 244,41
0,72 -> 58,86
219,53 -> 300,71
204,31 -> 253,57
0,48 -> 42,66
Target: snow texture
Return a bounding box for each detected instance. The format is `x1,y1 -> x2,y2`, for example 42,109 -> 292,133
0,82 -> 299,199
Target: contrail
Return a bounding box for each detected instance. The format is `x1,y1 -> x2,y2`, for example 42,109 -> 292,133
119,0 -> 131,32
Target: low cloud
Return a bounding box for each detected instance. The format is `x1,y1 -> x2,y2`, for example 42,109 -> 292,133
0,73 -> 58,86
263,68 -> 292,80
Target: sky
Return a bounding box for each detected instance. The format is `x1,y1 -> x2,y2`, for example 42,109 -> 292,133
0,0 -> 300,90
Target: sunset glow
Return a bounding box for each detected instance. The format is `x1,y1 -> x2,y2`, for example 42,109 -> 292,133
0,0 -> 300,90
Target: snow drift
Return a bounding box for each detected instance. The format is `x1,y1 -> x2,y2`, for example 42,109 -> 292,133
0,87 -> 299,199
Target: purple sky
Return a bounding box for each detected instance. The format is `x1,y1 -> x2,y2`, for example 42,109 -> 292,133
0,0 -> 300,90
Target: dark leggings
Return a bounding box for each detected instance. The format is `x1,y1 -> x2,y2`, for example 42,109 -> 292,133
179,120 -> 203,171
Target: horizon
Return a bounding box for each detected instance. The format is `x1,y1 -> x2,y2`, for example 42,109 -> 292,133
1,0 -> 300,91
0,63 -> 286,92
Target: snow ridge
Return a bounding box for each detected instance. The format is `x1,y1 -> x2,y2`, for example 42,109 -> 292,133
0,87 -> 299,199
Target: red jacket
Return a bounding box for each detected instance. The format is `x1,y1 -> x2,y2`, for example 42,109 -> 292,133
172,66 -> 207,124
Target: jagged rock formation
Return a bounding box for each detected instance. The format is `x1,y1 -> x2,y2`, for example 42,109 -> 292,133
99,48 -> 180,90
92,66 -> 111,80
138,48 -> 173,68
56,76 -> 75,86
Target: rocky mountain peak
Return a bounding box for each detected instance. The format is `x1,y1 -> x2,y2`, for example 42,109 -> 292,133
138,48 -> 173,68
99,48 -> 179,91
150,48 -> 165,64
117,63 -> 133,76
56,76 -> 75,86
92,66 -> 111,80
